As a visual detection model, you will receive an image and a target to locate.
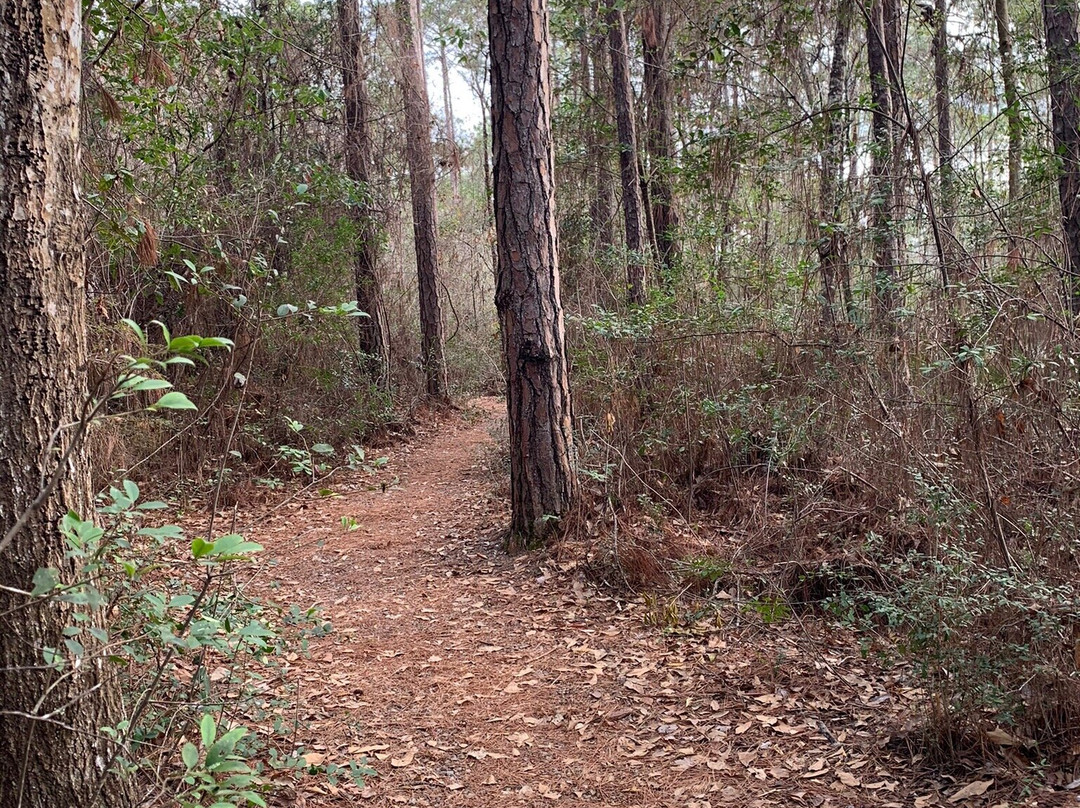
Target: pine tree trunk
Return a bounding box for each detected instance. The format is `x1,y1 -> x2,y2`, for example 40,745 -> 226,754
395,0 -> 448,399
606,2 -> 648,304
866,0 -> 899,324
0,1 -> 131,804
818,0 -> 853,323
340,0 -> 390,387
1043,0 -> 1080,315
489,0 -> 579,545
641,0 -> 679,272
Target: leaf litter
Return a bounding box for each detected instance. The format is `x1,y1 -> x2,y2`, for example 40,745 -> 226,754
233,398 -> 1065,807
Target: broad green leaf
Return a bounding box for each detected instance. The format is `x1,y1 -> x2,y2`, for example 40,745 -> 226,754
208,534 -> 263,558
191,537 -> 214,559
182,742 -> 199,769
31,567 -> 59,596
200,714 -> 217,749
153,391 -> 197,411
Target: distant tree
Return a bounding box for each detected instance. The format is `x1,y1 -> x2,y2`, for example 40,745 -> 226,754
394,0 -> 449,399
0,0 -> 131,804
818,0 -> 854,322
606,1 -> 648,305
489,0 -> 579,544
641,0 -> 679,273
340,0 -> 390,386
1043,0 -> 1080,315
866,0 -> 900,323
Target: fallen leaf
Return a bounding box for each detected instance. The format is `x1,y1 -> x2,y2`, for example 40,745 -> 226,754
837,771 -> 860,787
390,749 -> 416,768
948,780 -> 993,803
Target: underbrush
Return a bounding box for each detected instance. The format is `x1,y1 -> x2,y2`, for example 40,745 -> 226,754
568,292 -> 1080,778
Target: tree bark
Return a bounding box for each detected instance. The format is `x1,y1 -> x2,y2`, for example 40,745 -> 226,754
340,0 -> 390,387
641,0 -> 680,273
995,0 -> 1022,232
0,1 -> 131,804
606,2 -> 648,304
1043,0 -> 1080,315
818,0 -> 853,323
394,0 -> 448,399
489,0 -> 579,545
866,0 -> 899,323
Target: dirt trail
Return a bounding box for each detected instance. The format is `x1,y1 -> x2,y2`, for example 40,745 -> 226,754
250,398 -> 928,808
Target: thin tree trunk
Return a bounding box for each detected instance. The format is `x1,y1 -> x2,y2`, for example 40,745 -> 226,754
1044,0 -> 1080,315
606,2 -> 648,304
0,1 -> 131,804
932,0 -> 957,286
394,0 -> 448,399
818,0 -> 853,323
995,0 -> 1022,241
641,0 -> 680,272
340,0 -> 390,387
439,42 -> 462,202
489,0 -> 579,545
590,23 -> 616,251
867,0 -> 899,324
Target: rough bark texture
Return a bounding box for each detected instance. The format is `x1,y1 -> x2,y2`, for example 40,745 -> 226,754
1043,0 -> 1080,315
339,0 -> 389,386
866,0 -> 899,323
818,0 -> 853,323
995,0 -> 1022,223
394,0 -> 448,399
488,0 -> 579,544
641,0 -> 680,273
0,1 -> 130,805
606,3 -> 647,304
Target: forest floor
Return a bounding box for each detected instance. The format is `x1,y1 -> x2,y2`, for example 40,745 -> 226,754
240,397 -> 1064,808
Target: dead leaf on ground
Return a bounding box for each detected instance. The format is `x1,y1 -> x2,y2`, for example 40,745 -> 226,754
947,780 -> 993,803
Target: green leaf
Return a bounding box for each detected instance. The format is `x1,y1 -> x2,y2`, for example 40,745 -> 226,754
138,524 -> 184,540
208,534 -> 264,558
128,377 -> 173,392
197,336 -> 234,350
191,537 -> 214,559
31,567 -> 59,596
206,726 -> 247,768
276,303 -> 298,317
123,479 -> 140,503
182,741 -> 199,769
200,713 -> 217,749
121,318 -> 146,345
295,182 -> 308,195
167,335 -> 200,354
311,443 -> 334,455
152,391 -> 197,411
